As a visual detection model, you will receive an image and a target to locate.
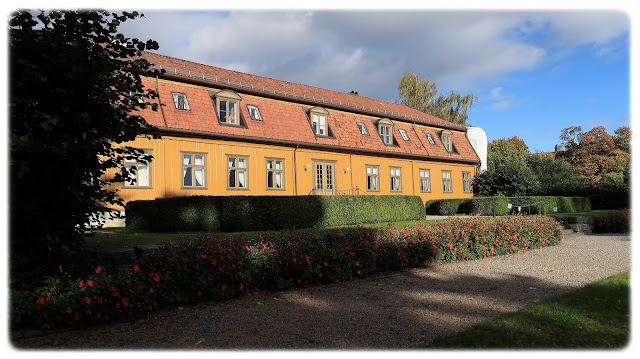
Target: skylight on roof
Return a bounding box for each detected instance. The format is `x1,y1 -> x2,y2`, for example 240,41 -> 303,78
357,122 -> 369,135
399,129 -> 410,141
247,104 -> 262,120
426,132 -> 436,145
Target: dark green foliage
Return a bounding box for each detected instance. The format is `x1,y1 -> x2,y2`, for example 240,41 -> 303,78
426,196 -> 591,216
124,200 -> 154,230
527,154 -> 587,196
9,10 -> 163,283
425,198 -> 471,215
151,196 -> 222,232
126,195 -> 425,232
472,167 -> 534,196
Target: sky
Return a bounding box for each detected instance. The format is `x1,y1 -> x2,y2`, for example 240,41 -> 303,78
110,6 -> 631,153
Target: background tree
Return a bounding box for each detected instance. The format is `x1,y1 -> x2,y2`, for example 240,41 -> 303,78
397,72 -> 477,125
10,10 -> 163,283
526,152 -> 587,196
472,136 -> 533,196
556,125 -> 630,208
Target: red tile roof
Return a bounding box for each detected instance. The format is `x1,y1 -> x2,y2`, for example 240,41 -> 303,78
136,52 -> 480,164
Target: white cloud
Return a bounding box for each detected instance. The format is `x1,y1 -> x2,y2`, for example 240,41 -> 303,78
115,10 -> 629,102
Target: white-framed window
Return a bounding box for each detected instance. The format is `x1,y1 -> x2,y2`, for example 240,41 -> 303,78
219,98 -> 238,124
228,156 -> 248,189
390,167 -> 402,192
312,113 -> 327,136
398,128 -> 410,141
247,104 -> 262,121
172,92 -> 190,110
124,150 -> 151,188
266,158 -> 284,190
182,153 -> 206,188
463,172 -> 472,193
419,169 -> 431,193
425,133 -> 436,145
442,170 -> 452,193
357,122 -> 370,135
380,124 -> 392,144
366,165 -> 379,191
441,131 -> 453,152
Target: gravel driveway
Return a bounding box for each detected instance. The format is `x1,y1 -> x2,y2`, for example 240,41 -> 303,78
11,233 -> 631,349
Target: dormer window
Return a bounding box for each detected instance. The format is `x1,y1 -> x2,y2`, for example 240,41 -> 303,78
377,119 -> 394,145
247,104 -> 262,121
425,133 -> 436,145
172,92 -> 190,110
309,107 -> 330,136
441,130 -> 453,152
214,90 -> 242,126
357,122 -> 369,135
398,129 -> 410,141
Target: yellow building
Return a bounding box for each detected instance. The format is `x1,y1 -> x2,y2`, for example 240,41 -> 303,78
106,52 -> 480,224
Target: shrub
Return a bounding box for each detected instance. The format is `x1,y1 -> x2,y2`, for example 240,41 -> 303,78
593,209 -> 630,233
11,216 -> 563,330
425,198 -> 471,216
426,196 -> 591,216
124,200 -> 154,230
126,195 -> 425,232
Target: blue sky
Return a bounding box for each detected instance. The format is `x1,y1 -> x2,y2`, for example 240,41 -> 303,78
115,8 -> 631,153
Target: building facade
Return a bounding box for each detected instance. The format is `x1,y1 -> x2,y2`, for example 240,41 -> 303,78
105,52 -> 481,222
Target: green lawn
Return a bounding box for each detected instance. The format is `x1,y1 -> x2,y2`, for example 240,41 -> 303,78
426,271 -> 630,349
84,219 -> 434,251
547,209 -> 613,217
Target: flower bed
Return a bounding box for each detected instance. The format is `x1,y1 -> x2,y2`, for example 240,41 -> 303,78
593,209 -> 630,233
11,215 -> 563,330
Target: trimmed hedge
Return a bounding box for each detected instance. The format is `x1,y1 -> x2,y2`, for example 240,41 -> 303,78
126,195 -> 425,232
425,196 -> 591,216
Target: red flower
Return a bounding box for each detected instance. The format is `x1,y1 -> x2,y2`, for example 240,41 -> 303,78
66,306 -> 73,314
123,300 -> 129,307
78,280 -> 84,288
58,265 -> 64,273
87,280 -> 94,287
95,312 -> 102,319
151,272 -> 161,282
37,297 -> 45,305
74,313 -> 82,321
221,284 -> 228,292
112,290 -> 120,297
133,265 -> 140,272
149,287 -> 154,294
318,272 -> 323,278
239,284 -> 244,290
198,290 -> 202,296
85,296 -> 92,305
95,266 -> 104,274
85,309 -> 92,316
211,259 -> 218,266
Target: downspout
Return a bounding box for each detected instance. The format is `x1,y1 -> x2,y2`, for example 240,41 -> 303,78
293,144 -> 299,196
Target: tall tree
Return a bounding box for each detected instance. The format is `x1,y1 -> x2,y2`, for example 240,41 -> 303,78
557,126 -> 629,182
472,137 -> 534,196
397,72 -> 477,125
9,10 -> 163,281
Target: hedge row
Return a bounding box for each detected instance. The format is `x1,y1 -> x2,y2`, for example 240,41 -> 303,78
11,215 -> 564,330
126,195 -> 425,232
425,196 -> 592,216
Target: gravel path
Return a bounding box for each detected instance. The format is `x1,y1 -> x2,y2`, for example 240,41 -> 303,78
11,233 -> 631,349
